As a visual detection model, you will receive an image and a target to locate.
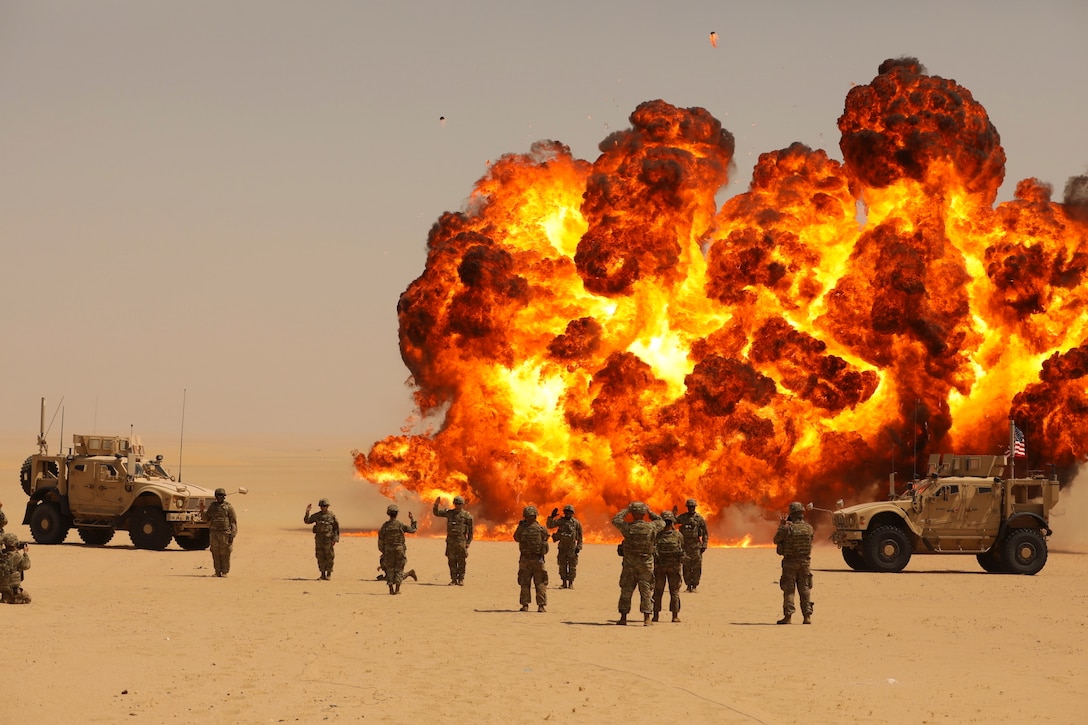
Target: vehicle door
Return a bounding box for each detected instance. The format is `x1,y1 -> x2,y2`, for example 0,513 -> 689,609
919,483 -> 963,536
957,483 -> 1000,536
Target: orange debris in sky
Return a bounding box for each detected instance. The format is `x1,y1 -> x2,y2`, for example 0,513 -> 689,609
354,57 -> 1088,540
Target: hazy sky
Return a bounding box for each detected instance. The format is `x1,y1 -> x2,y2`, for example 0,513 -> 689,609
2,1 -> 1086,450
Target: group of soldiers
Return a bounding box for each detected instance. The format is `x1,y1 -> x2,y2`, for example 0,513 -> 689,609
296,493 -> 812,626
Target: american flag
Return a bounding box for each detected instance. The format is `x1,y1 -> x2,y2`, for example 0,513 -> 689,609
1011,425 -> 1026,459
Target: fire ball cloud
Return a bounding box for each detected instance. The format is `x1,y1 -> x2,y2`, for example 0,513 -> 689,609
355,58 -> 1088,537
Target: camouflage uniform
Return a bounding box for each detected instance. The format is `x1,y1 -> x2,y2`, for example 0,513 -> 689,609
676,499 -> 709,591
0,504 -> 7,533
513,507 -> 549,611
773,502 -> 814,624
203,489 -> 237,577
433,496 -> 473,585
652,514 -> 684,622
377,505 -> 418,594
304,499 -> 340,580
546,505 -> 583,588
611,503 -> 664,624
0,534 -> 31,604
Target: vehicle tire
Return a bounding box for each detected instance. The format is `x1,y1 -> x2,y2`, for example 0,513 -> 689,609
19,456 -> 33,496
864,525 -> 912,572
78,527 -> 115,546
19,456 -> 59,496
175,529 -> 211,551
129,507 -> 173,550
1001,528 -> 1048,575
976,550 -> 1006,573
842,546 -> 870,571
29,502 -> 70,544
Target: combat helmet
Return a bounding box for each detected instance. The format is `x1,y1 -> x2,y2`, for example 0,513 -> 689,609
629,501 -> 647,514
661,510 -> 676,522
686,498 -> 697,508
563,504 -> 575,513
319,498 -> 330,507
215,488 -> 227,497
1,533 -> 19,548
523,505 -> 538,518
387,503 -> 399,515
789,501 -> 805,515
452,495 -> 465,505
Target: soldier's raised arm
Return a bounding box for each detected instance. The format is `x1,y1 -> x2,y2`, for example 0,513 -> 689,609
432,497 -> 446,517
611,507 -> 629,530
649,509 -> 666,532
405,512 -> 418,534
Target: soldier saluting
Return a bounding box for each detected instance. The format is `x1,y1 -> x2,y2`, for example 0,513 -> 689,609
433,494 -> 473,585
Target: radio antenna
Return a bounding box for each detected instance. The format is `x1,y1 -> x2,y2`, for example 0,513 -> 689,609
178,389 -> 187,483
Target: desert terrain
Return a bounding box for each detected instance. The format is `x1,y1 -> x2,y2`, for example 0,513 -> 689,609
2,435 -> 1086,724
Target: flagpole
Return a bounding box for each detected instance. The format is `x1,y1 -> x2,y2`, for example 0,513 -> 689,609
1008,419 -> 1015,478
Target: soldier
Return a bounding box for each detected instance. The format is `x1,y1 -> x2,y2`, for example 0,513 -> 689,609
377,504 -> 418,594
304,498 -> 340,580
199,488 -> 238,577
611,502 -> 664,626
433,494 -> 473,585
677,497 -> 709,592
546,504 -> 583,588
652,510 -> 684,623
0,533 -> 31,604
513,505 -> 549,612
774,501 -> 814,624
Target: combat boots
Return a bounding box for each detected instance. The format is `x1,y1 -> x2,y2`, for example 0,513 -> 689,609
672,613 -> 681,623
777,614 -> 791,624
643,613 -> 652,627
538,605 -> 546,613
803,614 -> 811,624
617,613 -> 628,626
406,569 -> 417,581
519,604 -> 529,612
651,612 -> 660,622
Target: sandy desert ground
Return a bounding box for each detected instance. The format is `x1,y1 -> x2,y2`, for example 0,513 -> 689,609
2,435 -> 1086,724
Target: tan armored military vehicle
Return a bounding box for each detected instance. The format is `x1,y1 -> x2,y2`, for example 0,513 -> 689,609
20,432 -> 218,550
830,452 -> 1059,575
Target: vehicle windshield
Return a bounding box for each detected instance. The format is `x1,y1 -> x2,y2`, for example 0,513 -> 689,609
139,462 -> 171,479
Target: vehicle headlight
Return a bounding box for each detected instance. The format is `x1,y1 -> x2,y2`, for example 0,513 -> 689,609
174,497 -> 185,509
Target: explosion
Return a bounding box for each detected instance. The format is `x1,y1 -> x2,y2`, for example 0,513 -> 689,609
354,58 -> 1088,540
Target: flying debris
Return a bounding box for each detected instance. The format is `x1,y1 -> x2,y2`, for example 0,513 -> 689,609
439,116 -> 446,126
709,31 -> 718,48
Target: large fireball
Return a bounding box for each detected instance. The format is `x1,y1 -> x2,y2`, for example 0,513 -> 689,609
354,58 -> 1088,540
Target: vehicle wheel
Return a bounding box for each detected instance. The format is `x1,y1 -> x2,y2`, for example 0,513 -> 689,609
29,502 -> 70,544
864,525 -> 912,572
129,507 -> 172,550
78,527 -> 115,546
842,546 -> 870,571
1001,528 -> 1048,575
175,529 -> 211,551
976,549 -> 1006,573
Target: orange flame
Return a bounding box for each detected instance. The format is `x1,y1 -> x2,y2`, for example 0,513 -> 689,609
354,57 -> 1088,541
